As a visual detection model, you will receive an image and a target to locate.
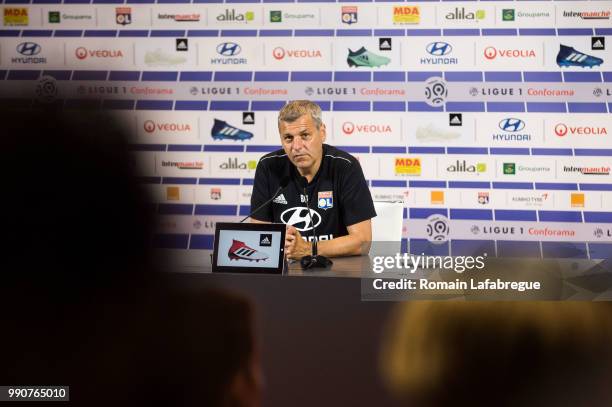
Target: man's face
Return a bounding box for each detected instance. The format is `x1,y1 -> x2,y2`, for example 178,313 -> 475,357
279,114 -> 326,173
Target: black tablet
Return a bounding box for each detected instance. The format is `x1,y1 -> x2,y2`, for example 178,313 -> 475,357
212,222 -> 286,274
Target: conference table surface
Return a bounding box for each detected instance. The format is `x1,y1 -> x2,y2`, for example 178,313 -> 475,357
168,250 -> 371,277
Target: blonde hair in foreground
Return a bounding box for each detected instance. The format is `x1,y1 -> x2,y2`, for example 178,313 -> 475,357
380,301 -> 612,406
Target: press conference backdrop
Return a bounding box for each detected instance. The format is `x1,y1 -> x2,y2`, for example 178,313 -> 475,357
1,1 -> 611,263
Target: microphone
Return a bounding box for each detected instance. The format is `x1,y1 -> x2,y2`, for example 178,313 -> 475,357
297,176 -> 332,270
240,177 -> 290,223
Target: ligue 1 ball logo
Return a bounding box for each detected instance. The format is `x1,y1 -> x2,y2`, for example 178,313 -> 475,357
424,77 -> 448,107
426,214 -> 450,243
35,75 -> 58,103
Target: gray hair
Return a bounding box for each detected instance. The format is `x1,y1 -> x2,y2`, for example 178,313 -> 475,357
277,100 -> 322,130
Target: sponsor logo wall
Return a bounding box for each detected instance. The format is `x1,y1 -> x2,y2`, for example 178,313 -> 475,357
1,2 -> 611,259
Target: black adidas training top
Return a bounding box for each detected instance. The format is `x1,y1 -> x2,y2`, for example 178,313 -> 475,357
250,144 -> 376,242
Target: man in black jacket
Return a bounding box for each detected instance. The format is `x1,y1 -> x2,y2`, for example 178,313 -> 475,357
251,100 -> 376,259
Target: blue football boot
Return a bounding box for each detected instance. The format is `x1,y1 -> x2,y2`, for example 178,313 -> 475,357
556,44 -> 603,68
211,119 -> 254,141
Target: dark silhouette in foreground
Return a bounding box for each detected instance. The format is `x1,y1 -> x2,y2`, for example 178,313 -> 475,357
0,109 -> 261,407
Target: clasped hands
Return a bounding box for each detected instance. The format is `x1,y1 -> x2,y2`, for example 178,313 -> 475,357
284,225 -> 313,260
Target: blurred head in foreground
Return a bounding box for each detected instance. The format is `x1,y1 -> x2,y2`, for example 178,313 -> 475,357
0,107 -> 261,407
380,301 -> 612,407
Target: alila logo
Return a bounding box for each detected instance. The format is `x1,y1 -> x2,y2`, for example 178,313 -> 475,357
144,120 -> 191,133
272,47 -> 322,60
484,46 -> 536,60
219,158 -> 257,170
499,118 -> 525,132
445,7 -> 485,20
217,9 -> 254,22
280,207 -> 322,232
342,122 -> 392,135
446,160 -> 487,174
555,123 -> 607,137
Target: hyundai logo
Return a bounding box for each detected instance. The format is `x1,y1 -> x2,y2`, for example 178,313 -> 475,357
280,207 -> 321,232
426,42 -> 452,56
216,42 -> 241,56
498,118 -> 525,132
16,42 -> 41,56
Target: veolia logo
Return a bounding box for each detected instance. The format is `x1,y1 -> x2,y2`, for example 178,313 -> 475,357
75,47 -> 88,60
272,47 -> 322,60
144,120 -> 156,133
342,122 -> 392,134
555,123 -> 568,137
75,47 -> 124,60
555,123 -> 607,137
144,120 -> 192,133
484,46 -> 536,60
484,47 -> 497,59
342,122 -> 355,134
272,47 -> 285,60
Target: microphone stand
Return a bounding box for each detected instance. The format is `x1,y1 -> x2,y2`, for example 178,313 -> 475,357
239,178 -> 289,223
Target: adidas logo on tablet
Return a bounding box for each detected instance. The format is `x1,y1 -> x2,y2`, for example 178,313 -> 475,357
260,233 -> 272,246
273,194 -> 287,204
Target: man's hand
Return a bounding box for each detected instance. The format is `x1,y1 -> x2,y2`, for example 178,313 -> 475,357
284,225 -> 312,260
